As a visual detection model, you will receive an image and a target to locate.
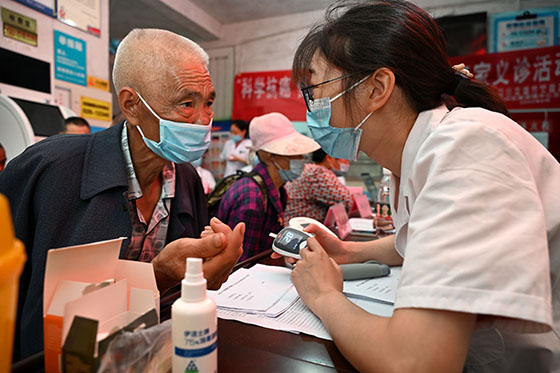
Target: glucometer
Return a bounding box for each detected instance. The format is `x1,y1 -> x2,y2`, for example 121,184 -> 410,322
270,227 -> 391,280
270,227 -> 312,260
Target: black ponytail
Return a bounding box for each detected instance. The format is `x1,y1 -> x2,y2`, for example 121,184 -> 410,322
449,79 -> 510,117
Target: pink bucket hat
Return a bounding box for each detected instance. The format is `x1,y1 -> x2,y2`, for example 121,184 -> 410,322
249,112 -> 320,156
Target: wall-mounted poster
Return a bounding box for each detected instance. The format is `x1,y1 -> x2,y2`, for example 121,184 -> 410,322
54,30 -> 87,86
489,8 -> 559,52
57,0 -> 101,36
80,96 -> 111,121
2,7 -> 38,46
14,0 -> 55,18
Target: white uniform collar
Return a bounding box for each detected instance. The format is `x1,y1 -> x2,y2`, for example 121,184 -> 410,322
399,105 -> 450,189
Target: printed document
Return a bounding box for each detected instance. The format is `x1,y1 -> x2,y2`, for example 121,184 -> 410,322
209,264 -> 399,340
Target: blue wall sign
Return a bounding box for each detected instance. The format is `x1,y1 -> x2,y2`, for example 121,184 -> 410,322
54,30 -> 86,86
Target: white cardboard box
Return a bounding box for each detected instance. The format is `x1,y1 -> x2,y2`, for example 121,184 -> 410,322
42,238 -> 159,373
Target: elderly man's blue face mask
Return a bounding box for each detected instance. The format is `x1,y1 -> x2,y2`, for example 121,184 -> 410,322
135,92 -> 212,164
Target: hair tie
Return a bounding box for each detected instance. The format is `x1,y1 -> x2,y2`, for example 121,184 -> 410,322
445,63 -> 473,96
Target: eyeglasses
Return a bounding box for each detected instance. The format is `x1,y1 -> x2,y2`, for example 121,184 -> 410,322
300,72 -> 367,112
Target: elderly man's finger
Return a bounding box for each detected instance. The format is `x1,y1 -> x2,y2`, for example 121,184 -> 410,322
200,226 -> 214,238
209,217 -> 232,234
204,222 -> 245,289
226,222 -> 245,259
175,232 -> 226,258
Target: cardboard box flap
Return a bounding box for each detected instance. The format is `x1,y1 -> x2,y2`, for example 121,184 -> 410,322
62,279 -> 128,345
115,259 -> 159,297
47,280 -> 92,317
130,288 -> 156,315
43,237 -> 125,315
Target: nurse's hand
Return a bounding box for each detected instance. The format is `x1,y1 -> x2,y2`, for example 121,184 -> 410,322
291,237 -> 343,314
271,223 -> 352,264
152,217 -> 244,293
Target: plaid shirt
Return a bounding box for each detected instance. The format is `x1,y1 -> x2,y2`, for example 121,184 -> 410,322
285,163 -> 353,222
217,162 -> 287,261
121,124 -> 176,262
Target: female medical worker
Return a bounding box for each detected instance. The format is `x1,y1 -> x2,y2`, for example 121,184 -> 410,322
220,119 -> 252,177
280,1 -> 560,371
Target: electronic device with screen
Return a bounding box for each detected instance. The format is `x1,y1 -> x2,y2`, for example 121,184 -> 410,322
271,227 -> 391,280
270,227 -> 312,260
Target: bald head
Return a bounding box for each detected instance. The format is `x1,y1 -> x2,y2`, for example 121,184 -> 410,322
112,29 -> 209,99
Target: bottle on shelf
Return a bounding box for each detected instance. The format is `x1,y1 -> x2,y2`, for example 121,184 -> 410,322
376,168 -> 391,205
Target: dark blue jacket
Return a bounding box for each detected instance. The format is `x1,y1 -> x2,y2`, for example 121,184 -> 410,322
0,123 -> 208,360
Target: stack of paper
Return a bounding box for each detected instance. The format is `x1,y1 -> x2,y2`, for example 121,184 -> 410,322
208,265 -> 299,317
209,264 -> 400,341
348,218 -> 375,233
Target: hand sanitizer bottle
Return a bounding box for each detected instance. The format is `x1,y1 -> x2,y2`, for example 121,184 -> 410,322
172,258 -> 217,373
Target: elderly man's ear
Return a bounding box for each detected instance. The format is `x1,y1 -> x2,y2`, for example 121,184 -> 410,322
118,88 -> 142,126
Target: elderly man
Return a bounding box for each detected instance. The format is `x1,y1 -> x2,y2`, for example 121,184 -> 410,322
0,29 -> 244,360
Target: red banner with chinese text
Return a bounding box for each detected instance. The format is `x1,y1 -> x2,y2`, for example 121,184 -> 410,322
233,46 -> 560,117
449,45 -> 560,110
232,47 -> 560,159
450,45 -> 560,159
232,71 -> 306,122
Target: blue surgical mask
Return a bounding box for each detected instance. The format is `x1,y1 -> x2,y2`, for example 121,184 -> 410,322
306,76 -> 372,161
231,134 -> 243,143
249,151 -> 260,167
274,158 -> 306,183
191,158 -> 202,168
136,92 -> 212,163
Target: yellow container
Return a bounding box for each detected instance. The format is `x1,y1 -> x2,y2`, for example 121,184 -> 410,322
0,194 -> 26,372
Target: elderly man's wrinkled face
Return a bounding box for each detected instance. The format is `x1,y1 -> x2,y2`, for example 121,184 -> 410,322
137,61 -> 215,143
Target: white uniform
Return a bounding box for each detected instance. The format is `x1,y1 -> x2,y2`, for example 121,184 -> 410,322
220,138 -> 252,177
391,106 -> 560,372
195,166 -> 216,194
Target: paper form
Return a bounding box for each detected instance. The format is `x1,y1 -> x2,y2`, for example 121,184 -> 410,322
343,267 -> 401,304
209,265 -> 299,317
218,298 -> 331,340
213,264 -> 396,341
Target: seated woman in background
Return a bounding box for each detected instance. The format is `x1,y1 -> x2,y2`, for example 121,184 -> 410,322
285,148 -> 353,223
216,113 -> 320,261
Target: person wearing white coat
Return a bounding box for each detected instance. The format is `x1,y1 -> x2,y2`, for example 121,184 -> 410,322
220,120 -> 252,177
274,1 -> 560,372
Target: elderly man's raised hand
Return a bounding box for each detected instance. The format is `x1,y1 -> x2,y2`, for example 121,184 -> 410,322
203,217 -> 245,289
152,217 -> 244,293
